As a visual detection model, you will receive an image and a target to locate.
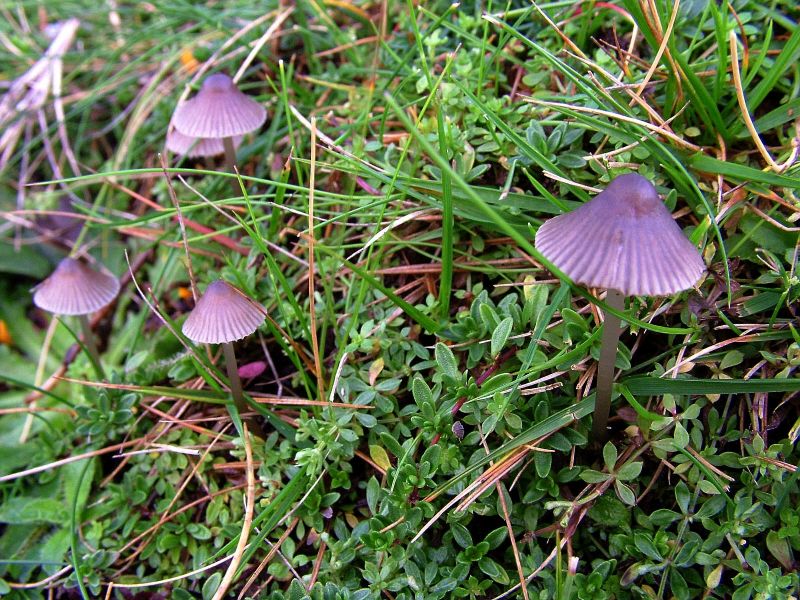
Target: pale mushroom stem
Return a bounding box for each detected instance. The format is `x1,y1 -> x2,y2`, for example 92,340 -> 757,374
593,289 -> 625,441
77,314 -> 105,379
222,136 -> 239,196
222,342 -> 264,438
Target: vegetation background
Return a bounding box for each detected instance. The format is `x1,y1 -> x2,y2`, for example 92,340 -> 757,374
0,0 -> 799,598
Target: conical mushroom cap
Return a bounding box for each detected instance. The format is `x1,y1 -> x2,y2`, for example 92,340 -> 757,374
172,73 -> 266,139
165,126 -> 243,158
182,280 -> 265,344
32,257 -> 120,315
535,173 -> 705,296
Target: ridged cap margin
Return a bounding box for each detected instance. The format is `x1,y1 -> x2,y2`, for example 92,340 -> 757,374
172,73 -> 266,139
534,173 -> 706,296
182,279 -> 266,344
32,257 -> 120,315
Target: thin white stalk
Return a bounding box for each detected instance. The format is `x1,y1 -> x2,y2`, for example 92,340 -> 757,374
592,290 -> 625,441
222,342 -> 263,438
222,136 -> 239,196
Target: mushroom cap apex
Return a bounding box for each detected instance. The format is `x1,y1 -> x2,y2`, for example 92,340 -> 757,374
32,257 -> 120,315
182,279 -> 266,344
608,172 -> 658,194
202,73 -> 235,92
534,173 -> 706,296
603,173 -> 663,217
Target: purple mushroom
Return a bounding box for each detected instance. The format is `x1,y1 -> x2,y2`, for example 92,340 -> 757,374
182,279 -> 266,436
32,257 -> 120,377
170,73 -> 266,190
535,173 -> 705,440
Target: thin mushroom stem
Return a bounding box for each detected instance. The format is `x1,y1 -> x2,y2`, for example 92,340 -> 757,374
222,342 -> 264,438
77,314 -> 105,380
222,136 -> 239,196
592,289 -> 625,442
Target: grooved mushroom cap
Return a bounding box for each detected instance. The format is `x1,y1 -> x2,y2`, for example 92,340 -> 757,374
534,173 -> 705,296
182,280 -> 265,344
32,257 -> 120,315
165,126 -> 243,158
171,74 -> 266,139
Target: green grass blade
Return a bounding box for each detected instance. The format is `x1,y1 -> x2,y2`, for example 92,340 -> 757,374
624,376 -> 800,395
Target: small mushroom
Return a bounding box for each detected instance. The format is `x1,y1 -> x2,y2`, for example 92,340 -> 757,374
32,257 -> 120,377
170,73 -> 266,190
535,173 -> 705,440
182,279 -> 266,436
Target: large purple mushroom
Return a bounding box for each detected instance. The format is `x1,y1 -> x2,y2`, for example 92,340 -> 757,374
535,173 -> 705,440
